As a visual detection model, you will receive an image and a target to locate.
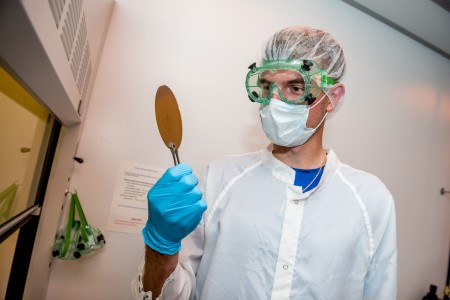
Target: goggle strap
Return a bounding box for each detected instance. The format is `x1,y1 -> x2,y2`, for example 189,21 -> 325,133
322,72 -> 337,87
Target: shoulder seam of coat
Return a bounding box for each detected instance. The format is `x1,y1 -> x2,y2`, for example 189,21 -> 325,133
336,169 -> 375,260
205,161 -> 262,229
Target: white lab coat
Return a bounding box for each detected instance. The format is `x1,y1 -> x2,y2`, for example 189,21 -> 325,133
133,147 -> 397,300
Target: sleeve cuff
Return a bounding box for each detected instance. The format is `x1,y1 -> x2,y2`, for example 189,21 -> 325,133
131,255 -> 178,300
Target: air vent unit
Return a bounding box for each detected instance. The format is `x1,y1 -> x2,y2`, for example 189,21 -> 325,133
49,0 -> 92,114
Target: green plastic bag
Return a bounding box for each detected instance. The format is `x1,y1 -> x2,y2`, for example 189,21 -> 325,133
52,192 -> 105,260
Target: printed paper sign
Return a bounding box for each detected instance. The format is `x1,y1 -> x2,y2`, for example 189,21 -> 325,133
106,160 -> 164,234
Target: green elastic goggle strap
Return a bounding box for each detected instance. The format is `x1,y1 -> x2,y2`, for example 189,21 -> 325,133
62,192 -> 90,256
322,73 -> 336,86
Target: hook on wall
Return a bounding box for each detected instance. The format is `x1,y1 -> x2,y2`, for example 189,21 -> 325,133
440,188 -> 449,195
64,189 -> 78,196
73,157 -> 84,164
20,147 -> 31,153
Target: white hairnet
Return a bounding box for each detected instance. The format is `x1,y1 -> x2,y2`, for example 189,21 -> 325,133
261,26 -> 346,83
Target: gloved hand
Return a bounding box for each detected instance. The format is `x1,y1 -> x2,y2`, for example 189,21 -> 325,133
142,163 -> 207,255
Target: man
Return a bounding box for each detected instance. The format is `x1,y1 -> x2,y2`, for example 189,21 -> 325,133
133,26 -> 397,299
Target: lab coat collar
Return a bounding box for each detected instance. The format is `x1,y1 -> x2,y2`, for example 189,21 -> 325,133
261,145 -> 340,195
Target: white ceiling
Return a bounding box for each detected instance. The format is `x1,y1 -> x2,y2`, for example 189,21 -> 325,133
342,0 -> 450,59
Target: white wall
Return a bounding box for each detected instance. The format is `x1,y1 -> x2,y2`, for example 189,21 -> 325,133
45,0 -> 450,299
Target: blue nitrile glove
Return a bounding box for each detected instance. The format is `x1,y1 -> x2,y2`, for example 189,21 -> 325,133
142,163 -> 207,255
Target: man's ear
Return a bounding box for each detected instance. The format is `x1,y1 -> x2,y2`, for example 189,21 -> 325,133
326,83 -> 345,112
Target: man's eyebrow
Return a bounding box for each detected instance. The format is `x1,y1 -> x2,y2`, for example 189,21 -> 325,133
286,78 -> 305,84
260,78 -> 305,84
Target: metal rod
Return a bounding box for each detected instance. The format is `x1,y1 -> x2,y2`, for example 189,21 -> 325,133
440,188 -> 450,195
0,205 -> 40,236
169,143 -> 180,165
174,149 -> 180,165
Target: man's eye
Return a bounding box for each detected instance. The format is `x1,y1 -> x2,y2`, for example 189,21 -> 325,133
289,85 -> 305,93
260,83 -> 270,90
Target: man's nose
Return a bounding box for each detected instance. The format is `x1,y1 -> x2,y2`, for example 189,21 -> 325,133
270,89 -> 281,100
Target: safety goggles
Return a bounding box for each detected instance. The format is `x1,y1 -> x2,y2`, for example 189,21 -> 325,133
245,60 -> 337,105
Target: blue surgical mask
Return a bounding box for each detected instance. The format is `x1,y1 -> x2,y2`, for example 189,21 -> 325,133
259,95 -> 327,147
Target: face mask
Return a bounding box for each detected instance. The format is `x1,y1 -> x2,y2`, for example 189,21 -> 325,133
259,94 -> 328,147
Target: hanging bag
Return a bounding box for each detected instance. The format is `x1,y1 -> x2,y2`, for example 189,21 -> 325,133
52,192 -> 105,260
0,182 -> 19,223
